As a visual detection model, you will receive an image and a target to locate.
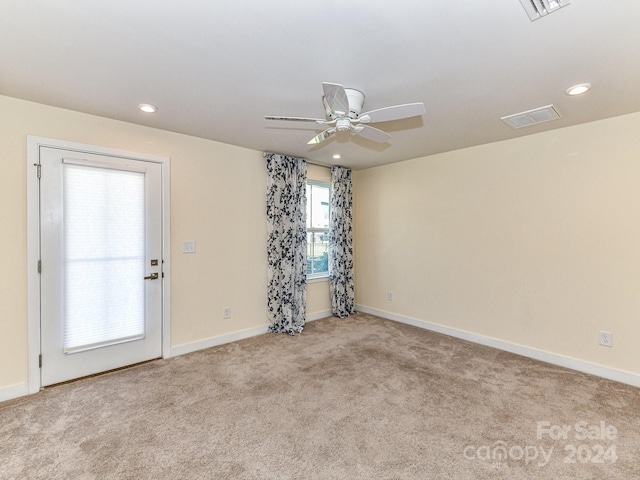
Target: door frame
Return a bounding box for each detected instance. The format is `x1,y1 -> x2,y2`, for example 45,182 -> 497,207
26,135 -> 171,394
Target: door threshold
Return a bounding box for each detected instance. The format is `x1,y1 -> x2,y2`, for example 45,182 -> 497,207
44,357 -> 162,389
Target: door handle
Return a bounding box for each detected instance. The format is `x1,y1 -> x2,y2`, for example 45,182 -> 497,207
144,272 -> 159,280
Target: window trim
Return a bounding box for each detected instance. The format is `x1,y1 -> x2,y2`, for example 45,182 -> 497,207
306,179 -> 331,280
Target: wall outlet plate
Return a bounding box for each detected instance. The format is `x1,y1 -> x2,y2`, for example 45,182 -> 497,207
599,331 -> 612,347
182,240 -> 196,254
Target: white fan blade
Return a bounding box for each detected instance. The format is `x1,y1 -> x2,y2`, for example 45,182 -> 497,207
307,127 -> 336,145
322,83 -> 349,116
265,115 -> 327,123
322,95 -> 336,119
354,124 -> 392,143
361,102 -> 425,123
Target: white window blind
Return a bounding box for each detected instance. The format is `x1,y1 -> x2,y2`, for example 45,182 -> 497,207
62,162 -> 146,354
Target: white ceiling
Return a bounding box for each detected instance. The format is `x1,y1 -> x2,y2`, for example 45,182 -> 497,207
2,1 -> 640,170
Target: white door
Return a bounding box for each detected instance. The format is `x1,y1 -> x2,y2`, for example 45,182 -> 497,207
39,146 -> 163,386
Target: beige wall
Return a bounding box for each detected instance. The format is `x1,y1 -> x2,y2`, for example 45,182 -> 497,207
9,90 -> 635,392
354,111 -> 640,376
0,95 -> 328,394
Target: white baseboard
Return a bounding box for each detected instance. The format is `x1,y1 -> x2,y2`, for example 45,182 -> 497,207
0,382 -> 29,403
171,324 -> 270,357
356,304 -> 640,389
170,310 -> 333,358
306,309 -> 333,322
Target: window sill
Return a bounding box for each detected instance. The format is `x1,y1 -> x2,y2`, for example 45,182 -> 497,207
307,275 -> 329,284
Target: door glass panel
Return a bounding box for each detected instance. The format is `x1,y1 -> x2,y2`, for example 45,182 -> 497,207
63,163 -> 145,353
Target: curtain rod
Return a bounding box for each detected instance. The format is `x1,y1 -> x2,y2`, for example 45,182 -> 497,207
262,151 -> 332,168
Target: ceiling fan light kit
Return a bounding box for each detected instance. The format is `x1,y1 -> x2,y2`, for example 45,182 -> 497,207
266,82 -> 425,146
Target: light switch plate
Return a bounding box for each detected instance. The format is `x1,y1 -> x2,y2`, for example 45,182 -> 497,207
182,240 -> 196,254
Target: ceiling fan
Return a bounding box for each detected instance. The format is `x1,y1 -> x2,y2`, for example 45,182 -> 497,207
265,83 -> 426,145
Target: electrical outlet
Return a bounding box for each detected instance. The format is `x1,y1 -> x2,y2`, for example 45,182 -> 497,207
182,240 -> 196,254
599,331 -> 612,347
387,290 -> 394,301
223,307 -> 231,319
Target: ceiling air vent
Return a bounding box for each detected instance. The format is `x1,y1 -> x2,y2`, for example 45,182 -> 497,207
501,105 -> 561,129
519,0 -> 571,21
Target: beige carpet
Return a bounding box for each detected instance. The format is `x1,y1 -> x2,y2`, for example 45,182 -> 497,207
2,313 -> 639,479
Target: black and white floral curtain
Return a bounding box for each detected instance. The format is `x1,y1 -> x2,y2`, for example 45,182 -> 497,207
266,153 -> 308,335
329,166 -> 355,318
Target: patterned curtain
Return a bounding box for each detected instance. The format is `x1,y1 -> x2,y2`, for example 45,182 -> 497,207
266,153 -> 308,335
329,166 -> 355,318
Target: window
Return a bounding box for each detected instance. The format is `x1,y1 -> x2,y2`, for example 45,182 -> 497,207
306,181 -> 330,278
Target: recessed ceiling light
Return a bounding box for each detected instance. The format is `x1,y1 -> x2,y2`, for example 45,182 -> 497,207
332,154 -> 342,160
138,103 -> 158,113
565,83 -> 591,96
